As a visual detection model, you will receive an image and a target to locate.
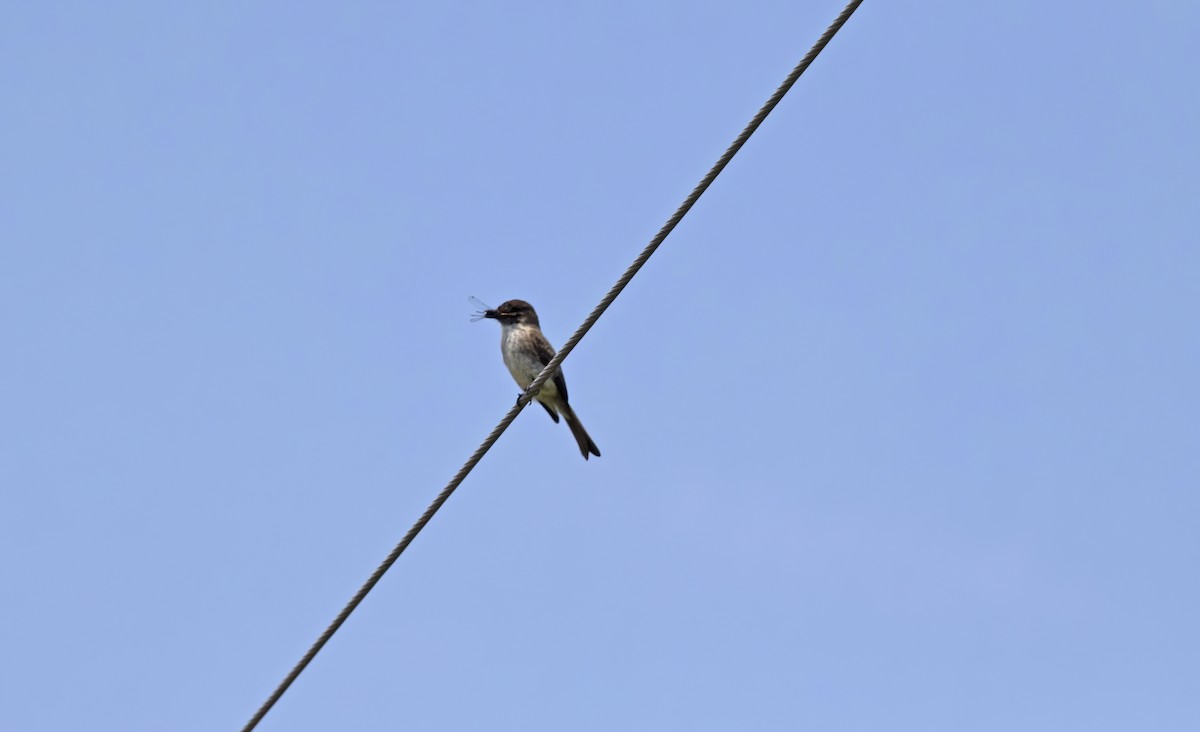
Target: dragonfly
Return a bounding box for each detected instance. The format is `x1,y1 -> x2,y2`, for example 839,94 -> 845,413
468,296 -> 494,323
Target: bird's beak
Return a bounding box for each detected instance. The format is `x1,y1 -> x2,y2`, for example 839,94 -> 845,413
483,309 -> 499,319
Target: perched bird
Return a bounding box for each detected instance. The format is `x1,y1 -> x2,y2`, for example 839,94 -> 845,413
476,299 -> 601,460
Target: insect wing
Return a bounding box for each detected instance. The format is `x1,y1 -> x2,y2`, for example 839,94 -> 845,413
468,296 -> 493,322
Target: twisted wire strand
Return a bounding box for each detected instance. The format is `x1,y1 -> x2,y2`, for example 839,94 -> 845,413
241,2 -> 863,729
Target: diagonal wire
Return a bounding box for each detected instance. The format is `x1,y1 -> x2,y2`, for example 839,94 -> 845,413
241,2 -> 863,729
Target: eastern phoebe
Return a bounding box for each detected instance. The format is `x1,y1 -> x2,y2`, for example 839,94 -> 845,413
476,299 -> 601,460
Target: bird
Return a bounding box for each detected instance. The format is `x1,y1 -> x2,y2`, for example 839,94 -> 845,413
477,299 -> 601,460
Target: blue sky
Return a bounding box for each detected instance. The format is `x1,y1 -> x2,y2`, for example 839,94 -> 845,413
3,2 -> 1198,730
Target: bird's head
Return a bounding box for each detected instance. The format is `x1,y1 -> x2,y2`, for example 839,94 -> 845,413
483,299 -> 540,327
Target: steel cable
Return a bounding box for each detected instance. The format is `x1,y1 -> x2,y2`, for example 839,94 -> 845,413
241,2 -> 863,728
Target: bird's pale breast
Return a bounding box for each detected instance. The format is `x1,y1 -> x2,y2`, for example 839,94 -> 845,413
501,324 -> 560,400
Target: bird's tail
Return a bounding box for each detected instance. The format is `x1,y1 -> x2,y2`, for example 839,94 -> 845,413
559,402 -> 601,460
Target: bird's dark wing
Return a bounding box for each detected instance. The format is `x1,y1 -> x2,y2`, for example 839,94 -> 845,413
552,371 -> 569,404
531,331 -> 570,403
